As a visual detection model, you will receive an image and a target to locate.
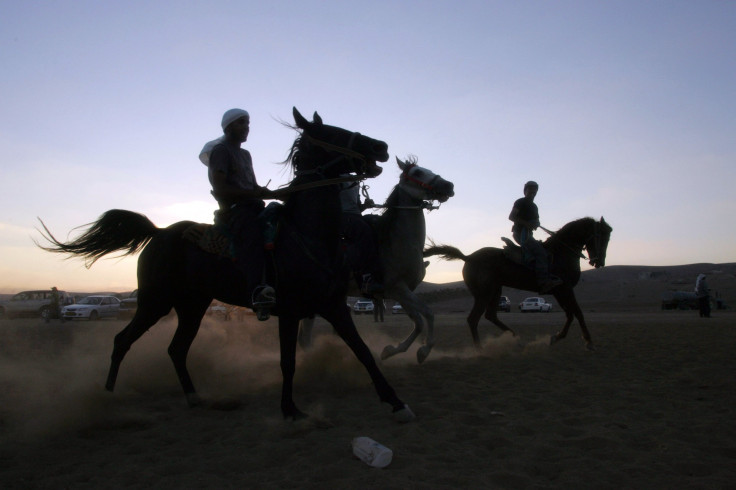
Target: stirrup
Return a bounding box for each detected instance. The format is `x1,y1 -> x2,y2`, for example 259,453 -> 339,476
252,285 -> 275,321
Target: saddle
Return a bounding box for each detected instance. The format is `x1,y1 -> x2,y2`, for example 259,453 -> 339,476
501,237 -> 524,265
183,224 -> 236,259
502,237 -> 555,270
182,202 -> 283,259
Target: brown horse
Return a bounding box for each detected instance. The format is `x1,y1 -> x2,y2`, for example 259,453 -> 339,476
423,217 -> 612,350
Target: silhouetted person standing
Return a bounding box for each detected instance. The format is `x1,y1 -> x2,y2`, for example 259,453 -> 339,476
695,273 -> 711,318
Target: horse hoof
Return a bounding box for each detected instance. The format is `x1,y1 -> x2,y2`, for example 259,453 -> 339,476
283,409 -> 309,421
417,346 -> 431,364
186,392 -> 202,407
393,404 -> 416,423
549,334 -> 559,345
585,342 -> 595,351
381,345 -> 398,360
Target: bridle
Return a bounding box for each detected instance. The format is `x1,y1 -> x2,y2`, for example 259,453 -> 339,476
585,221 -> 608,266
357,164 -> 445,211
400,163 -> 443,193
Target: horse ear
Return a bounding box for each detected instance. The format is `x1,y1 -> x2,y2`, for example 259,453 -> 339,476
396,156 -> 407,170
293,107 -> 309,129
312,111 -> 323,126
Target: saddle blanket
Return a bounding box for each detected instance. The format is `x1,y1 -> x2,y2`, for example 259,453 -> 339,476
182,224 -> 235,260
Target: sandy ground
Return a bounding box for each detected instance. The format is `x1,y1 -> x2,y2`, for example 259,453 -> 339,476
1,309 -> 735,489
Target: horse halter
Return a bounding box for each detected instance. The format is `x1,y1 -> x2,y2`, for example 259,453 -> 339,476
400,163 -> 443,197
295,132 -> 369,177
586,221 -> 607,266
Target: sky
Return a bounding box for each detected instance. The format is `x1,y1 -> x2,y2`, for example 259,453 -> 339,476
1,1 -> 735,294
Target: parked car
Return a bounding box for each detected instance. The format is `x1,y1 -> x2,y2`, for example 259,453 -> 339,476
352,300 -> 375,314
661,291 -> 698,310
497,296 -> 511,312
61,295 -> 121,321
519,297 -> 552,313
118,289 -> 138,318
0,289 -> 72,319
391,303 -> 405,314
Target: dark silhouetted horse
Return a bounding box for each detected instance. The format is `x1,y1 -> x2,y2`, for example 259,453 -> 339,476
423,217 -> 612,350
38,107 -> 415,422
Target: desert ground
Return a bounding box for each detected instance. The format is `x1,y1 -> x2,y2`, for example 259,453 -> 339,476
1,303 -> 735,489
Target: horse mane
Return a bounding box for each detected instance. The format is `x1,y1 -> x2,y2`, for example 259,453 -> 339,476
279,121 -> 303,174
374,156 -> 421,240
380,155 -> 419,212
544,217 -> 596,247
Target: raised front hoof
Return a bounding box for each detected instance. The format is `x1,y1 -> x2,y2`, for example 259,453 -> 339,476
186,392 -> 202,408
381,345 -> 400,360
392,404 -> 416,423
416,345 -> 432,364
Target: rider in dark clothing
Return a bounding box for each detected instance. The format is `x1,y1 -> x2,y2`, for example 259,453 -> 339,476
339,180 -> 383,295
509,181 -> 563,293
200,108 -> 276,319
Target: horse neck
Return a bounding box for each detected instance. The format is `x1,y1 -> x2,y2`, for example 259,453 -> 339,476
546,219 -> 592,262
378,185 -> 426,243
286,177 -> 342,243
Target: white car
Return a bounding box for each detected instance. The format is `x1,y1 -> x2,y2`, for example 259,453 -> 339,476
519,297 -> 552,313
352,300 -> 375,314
61,295 -> 121,321
391,304 -> 405,314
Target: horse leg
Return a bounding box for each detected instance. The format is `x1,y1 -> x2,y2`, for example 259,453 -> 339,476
414,299 -> 435,364
567,297 -> 594,350
105,304 -> 171,392
298,315 -> 315,350
279,313 -> 307,420
550,291 -> 594,350
483,287 -> 516,337
550,309 -> 574,346
321,305 -> 415,422
167,298 -> 211,407
380,288 -> 424,361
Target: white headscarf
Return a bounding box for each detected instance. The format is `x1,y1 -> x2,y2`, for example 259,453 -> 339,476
199,108 -> 249,166
221,108 -> 249,130
695,273 -> 706,293
198,136 -> 225,166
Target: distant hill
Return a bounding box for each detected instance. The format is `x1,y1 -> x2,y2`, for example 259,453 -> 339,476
415,263 -> 736,313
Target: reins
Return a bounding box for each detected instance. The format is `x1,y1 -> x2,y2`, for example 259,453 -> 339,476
540,225 -> 589,260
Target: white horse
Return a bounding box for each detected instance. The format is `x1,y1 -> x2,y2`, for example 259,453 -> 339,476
298,157 -> 455,363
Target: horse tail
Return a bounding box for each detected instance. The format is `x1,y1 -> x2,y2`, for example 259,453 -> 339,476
37,209 -> 159,267
423,244 -> 468,262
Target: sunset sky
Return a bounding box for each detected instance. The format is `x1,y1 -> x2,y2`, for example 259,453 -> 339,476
1,1 -> 735,293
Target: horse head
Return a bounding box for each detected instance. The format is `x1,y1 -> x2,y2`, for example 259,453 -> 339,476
290,107 -> 386,179
586,217 -> 612,268
396,156 -> 455,203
